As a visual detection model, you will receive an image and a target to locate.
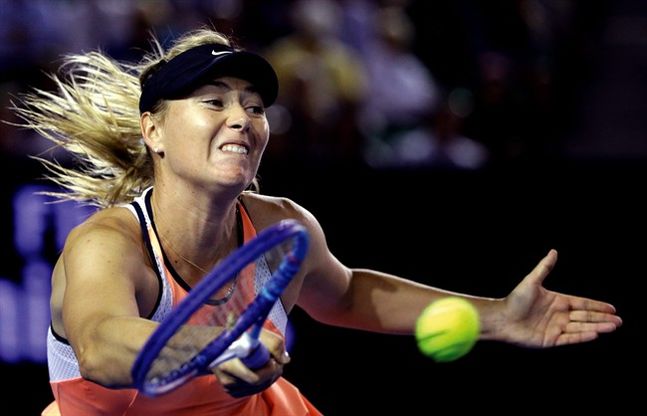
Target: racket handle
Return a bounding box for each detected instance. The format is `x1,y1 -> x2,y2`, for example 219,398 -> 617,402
242,342 -> 270,369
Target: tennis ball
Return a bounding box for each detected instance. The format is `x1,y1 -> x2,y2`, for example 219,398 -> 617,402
415,297 -> 480,362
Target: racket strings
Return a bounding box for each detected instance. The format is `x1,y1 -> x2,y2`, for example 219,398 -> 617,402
143,238 -> 297,388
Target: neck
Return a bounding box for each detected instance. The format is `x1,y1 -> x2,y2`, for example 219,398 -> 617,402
150,183 -> 240,280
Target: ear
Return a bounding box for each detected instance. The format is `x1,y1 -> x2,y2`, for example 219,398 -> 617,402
140,112 -> 164,155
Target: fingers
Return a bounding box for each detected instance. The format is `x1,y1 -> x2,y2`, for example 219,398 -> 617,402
565,309 -> 622,335
214,356 -> 284,398
554,332 -> 598,346
547,314 -> 598,346
568,296 -> 619,315
214,357 -> 262,384
213,329 -> 290,398
569,309 -> 622,325
565,321 -> 619,334
566,298 -> 623,334
259,329 -> 291,364
550,307 -> 622,346
525,249 -> 558,286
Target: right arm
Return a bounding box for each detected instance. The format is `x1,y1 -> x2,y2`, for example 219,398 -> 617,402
60,212 -> 159,387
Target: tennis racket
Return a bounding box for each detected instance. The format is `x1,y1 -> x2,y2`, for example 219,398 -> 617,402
131,219 -> 309,397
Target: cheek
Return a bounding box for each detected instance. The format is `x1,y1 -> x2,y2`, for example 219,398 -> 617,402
166,109 -> 217,147
257,120 -> 270,149
254,119 -> 270,152
161,107 -> 190,143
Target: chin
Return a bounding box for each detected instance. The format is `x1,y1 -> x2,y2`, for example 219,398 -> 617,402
213,174 -> 253,191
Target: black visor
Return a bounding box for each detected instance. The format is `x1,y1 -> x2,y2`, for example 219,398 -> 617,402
139,43 -> 278,113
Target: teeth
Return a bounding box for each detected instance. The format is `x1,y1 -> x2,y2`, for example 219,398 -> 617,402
221,144 -> 248,154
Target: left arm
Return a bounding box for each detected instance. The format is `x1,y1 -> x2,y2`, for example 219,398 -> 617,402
296,208 -> 621,346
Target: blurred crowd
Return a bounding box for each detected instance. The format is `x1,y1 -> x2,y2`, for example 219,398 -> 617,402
1,0 -> 612,172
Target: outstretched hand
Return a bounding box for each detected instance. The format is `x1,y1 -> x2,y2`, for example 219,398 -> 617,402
500,249 -> 622,348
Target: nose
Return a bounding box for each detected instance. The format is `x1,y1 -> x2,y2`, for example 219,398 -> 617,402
226,104 -> 251,132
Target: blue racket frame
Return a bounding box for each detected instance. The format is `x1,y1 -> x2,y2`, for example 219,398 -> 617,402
131,219 -> 309,396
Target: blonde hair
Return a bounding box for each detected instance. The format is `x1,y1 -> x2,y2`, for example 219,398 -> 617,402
11,28 -> 232,208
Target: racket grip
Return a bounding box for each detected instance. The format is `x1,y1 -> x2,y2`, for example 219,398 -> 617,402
242,342 -> 270,370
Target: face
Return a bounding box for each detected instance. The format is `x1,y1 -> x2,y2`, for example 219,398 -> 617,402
152,76 -> 270,191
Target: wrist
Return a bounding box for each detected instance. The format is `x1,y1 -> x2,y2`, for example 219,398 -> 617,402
474,297 -> 507,341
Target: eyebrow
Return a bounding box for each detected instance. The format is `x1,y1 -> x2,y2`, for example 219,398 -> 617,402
205,80 -> 260,96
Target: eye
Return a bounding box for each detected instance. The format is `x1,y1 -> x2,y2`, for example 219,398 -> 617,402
204,98 -> 224,108
247,105 -> 265,115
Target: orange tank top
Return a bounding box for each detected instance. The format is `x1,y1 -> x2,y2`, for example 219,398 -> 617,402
44,187 -> 321,416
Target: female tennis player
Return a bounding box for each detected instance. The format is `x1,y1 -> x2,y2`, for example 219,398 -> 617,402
14,27 -> 622,416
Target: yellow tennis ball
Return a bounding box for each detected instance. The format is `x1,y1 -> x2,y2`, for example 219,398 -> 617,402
415,297 -> 480,362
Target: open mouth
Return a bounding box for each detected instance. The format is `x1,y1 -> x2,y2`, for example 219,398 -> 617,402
220,143 -> 249,155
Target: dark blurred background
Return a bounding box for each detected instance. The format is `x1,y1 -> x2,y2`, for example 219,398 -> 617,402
1,0 -> 644,414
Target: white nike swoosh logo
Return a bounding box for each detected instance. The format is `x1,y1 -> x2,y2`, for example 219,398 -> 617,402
212,50 -> 232,57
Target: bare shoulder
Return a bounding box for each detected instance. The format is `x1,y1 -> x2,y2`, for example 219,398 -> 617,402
64,206 -> 142,256
239,192 -> 319,232
59,205 -> 156,311
239,194 -> 341,315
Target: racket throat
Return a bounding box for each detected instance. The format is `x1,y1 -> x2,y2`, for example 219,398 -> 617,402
207,332 -> 258,369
